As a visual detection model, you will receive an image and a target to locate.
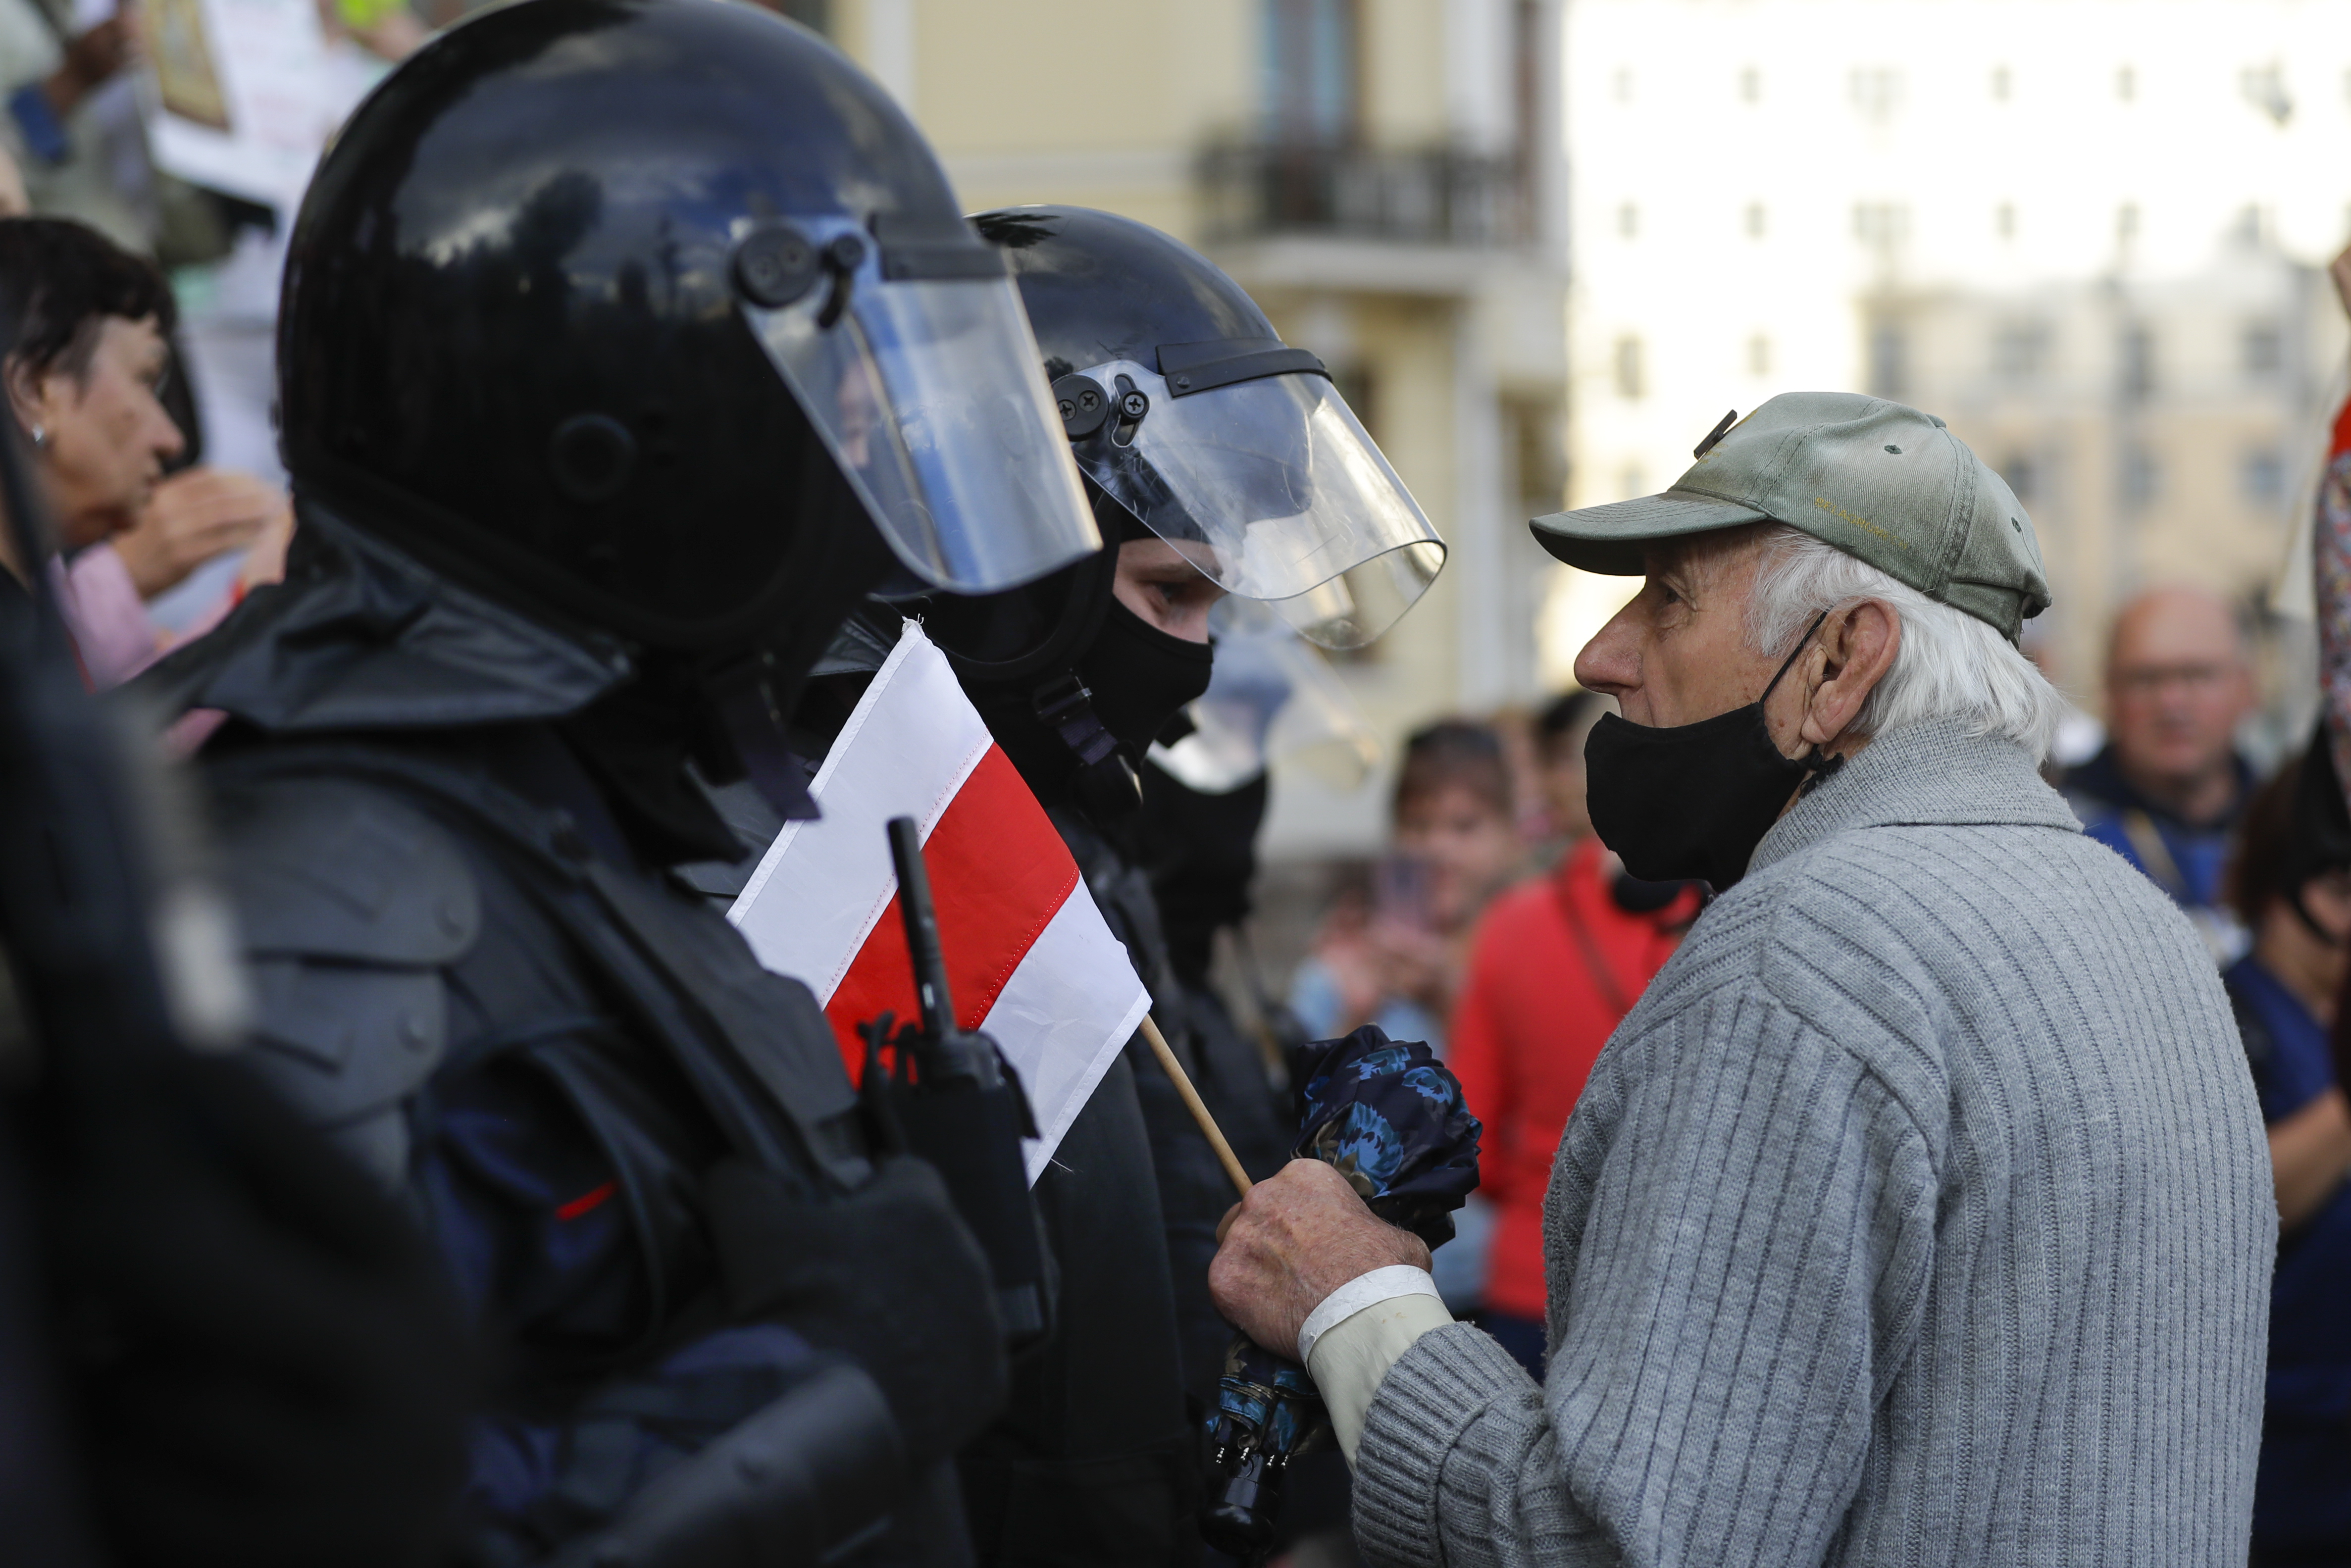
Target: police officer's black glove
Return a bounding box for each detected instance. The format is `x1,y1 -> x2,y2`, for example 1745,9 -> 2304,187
704,1154 -> 1008,1470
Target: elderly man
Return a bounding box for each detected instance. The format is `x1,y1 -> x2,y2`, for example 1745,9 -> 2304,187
2064,586 -> 2261,960
1211,392 -> 2273,1566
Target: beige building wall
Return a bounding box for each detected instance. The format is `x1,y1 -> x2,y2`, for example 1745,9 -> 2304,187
825,0 -> 1569,856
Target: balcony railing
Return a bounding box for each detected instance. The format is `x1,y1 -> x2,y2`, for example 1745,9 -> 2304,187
1196,139 -> 1531,249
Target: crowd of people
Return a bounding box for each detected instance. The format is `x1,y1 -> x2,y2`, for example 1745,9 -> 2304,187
0,1 -> 2343,1567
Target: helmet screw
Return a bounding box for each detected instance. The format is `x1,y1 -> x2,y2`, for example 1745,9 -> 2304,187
825,233 -> 868,273
1051,373 -> 1111,437
733,224 -> 820,308
1119,391 -> 1148,420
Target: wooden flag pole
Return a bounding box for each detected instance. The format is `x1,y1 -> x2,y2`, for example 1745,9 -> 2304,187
1139,1014 -> 1253,1199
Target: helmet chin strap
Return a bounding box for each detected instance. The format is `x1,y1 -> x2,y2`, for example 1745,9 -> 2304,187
1031,669 -> 1141,821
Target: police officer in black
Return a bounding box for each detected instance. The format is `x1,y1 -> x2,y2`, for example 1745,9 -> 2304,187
138,4 -> 1105,1564
869,208 -> 1443,1564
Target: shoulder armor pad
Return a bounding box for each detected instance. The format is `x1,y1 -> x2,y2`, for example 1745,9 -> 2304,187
213,776 -> 481,964
209,775 -> 474,1184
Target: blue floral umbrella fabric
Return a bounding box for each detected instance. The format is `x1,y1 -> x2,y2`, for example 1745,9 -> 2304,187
1291,1024 -> 1482,1245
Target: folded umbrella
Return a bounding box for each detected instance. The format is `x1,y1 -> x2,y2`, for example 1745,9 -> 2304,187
1203,1025 -> 1481,1564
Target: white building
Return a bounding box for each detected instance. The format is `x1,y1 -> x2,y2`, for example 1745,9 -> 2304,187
1556,0 -> 2351,703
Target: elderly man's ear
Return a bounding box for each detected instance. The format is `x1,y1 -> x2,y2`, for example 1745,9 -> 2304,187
1796,600 -> 1901,753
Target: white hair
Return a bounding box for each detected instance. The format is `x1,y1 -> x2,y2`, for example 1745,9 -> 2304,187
1744,525 -> 2066,762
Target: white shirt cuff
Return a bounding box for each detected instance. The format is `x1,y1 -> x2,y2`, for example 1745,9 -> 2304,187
1296,1264 -> 1444,1366
1300,1269 -> 1454,1465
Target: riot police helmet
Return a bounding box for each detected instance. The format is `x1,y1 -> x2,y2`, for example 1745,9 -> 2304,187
958,206 -> 1444,652
278,0 -> 1099,668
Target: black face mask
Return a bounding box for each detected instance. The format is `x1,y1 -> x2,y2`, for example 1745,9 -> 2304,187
971,597 -> 1215,821
1077,599 -> 1215,756
1583,610 -> 1840,891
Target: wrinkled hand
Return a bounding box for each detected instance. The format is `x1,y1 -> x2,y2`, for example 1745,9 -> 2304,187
1209,1158 -> 1430,1360
115,468 -> 292,598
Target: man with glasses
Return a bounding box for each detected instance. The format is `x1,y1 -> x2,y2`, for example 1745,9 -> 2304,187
2065,585 -> 2261,960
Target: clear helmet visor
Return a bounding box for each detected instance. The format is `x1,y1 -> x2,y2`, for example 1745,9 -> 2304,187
1068,361 -> 1444,648
742,218 -> 1101,594
1150,597 -> 1381,794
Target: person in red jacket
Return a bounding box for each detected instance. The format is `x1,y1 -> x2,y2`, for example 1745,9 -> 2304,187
1446,691 -> 1700,1374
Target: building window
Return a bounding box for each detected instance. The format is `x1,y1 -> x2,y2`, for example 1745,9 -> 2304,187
2242,321 -> 2283,379
1328,364 -> 1376,443
1619,463 -> 1646,501
1993,320 -> 2047,381
1743,202 -> 1766,239
1850,67 -> 1903,123
1503,394 -> 1565,509
2116,65 -> 2135,102
2122,446 -> 2161,508
2116,202 -> 2140,244
1261,0 -> 1359,144
1613,336 -> 1644,400
1738,66 -> 1760,103
1991,64 -> 2011,101
1617,202 -> 1638,239
1867,322 -> 1906,399
1995,202 -> 2016,240
2232,204 -> 2266,247
1747,333 -> 1771,377
1853,202 -> 1908,247
2118,325 -> 2155,401
2240,62 -> 2292,125
2242,449 -> 2286,505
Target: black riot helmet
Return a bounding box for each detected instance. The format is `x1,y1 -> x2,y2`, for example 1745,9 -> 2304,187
968,206 -> 1444,651
278,0 -> 1098,675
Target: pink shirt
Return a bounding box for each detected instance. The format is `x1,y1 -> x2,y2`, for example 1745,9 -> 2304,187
56,543 -> 238,692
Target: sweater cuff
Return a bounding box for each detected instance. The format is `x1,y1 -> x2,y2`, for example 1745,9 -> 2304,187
1351,1321 -> 1537,1568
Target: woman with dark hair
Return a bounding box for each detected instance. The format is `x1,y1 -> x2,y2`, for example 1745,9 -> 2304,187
0,213 -> 181,546
0,215 -> 286,684
2222,740 -> 2351,1564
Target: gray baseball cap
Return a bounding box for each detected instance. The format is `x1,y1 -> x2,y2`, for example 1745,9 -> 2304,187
1530,391 -> 2051,641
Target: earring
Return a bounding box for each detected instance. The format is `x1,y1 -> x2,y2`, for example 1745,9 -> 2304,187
26,424 -> 43,449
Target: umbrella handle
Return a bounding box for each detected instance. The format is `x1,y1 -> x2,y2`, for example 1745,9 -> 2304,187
1140,1014 -> 1253,1199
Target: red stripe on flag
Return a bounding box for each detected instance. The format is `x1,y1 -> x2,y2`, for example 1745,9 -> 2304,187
824,745 -> 1081,1076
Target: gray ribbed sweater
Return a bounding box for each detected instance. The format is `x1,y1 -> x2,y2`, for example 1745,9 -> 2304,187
1353,717 -> 2273,1567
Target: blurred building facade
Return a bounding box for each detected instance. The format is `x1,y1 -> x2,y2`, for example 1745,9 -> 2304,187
819,0 -> 1568,855
1564,0 -> 2351,712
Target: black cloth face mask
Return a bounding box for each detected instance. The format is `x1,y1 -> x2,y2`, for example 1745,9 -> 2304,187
1079,598 -> 1215,757
1583,610 -> 1840,891
971,597 -> 1216,819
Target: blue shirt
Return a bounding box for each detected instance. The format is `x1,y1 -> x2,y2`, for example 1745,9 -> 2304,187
2064,745 -> 2254,964
2224,956 -> 2351,1552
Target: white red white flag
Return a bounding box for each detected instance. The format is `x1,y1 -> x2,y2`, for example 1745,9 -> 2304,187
727,620 -> 1151,1181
